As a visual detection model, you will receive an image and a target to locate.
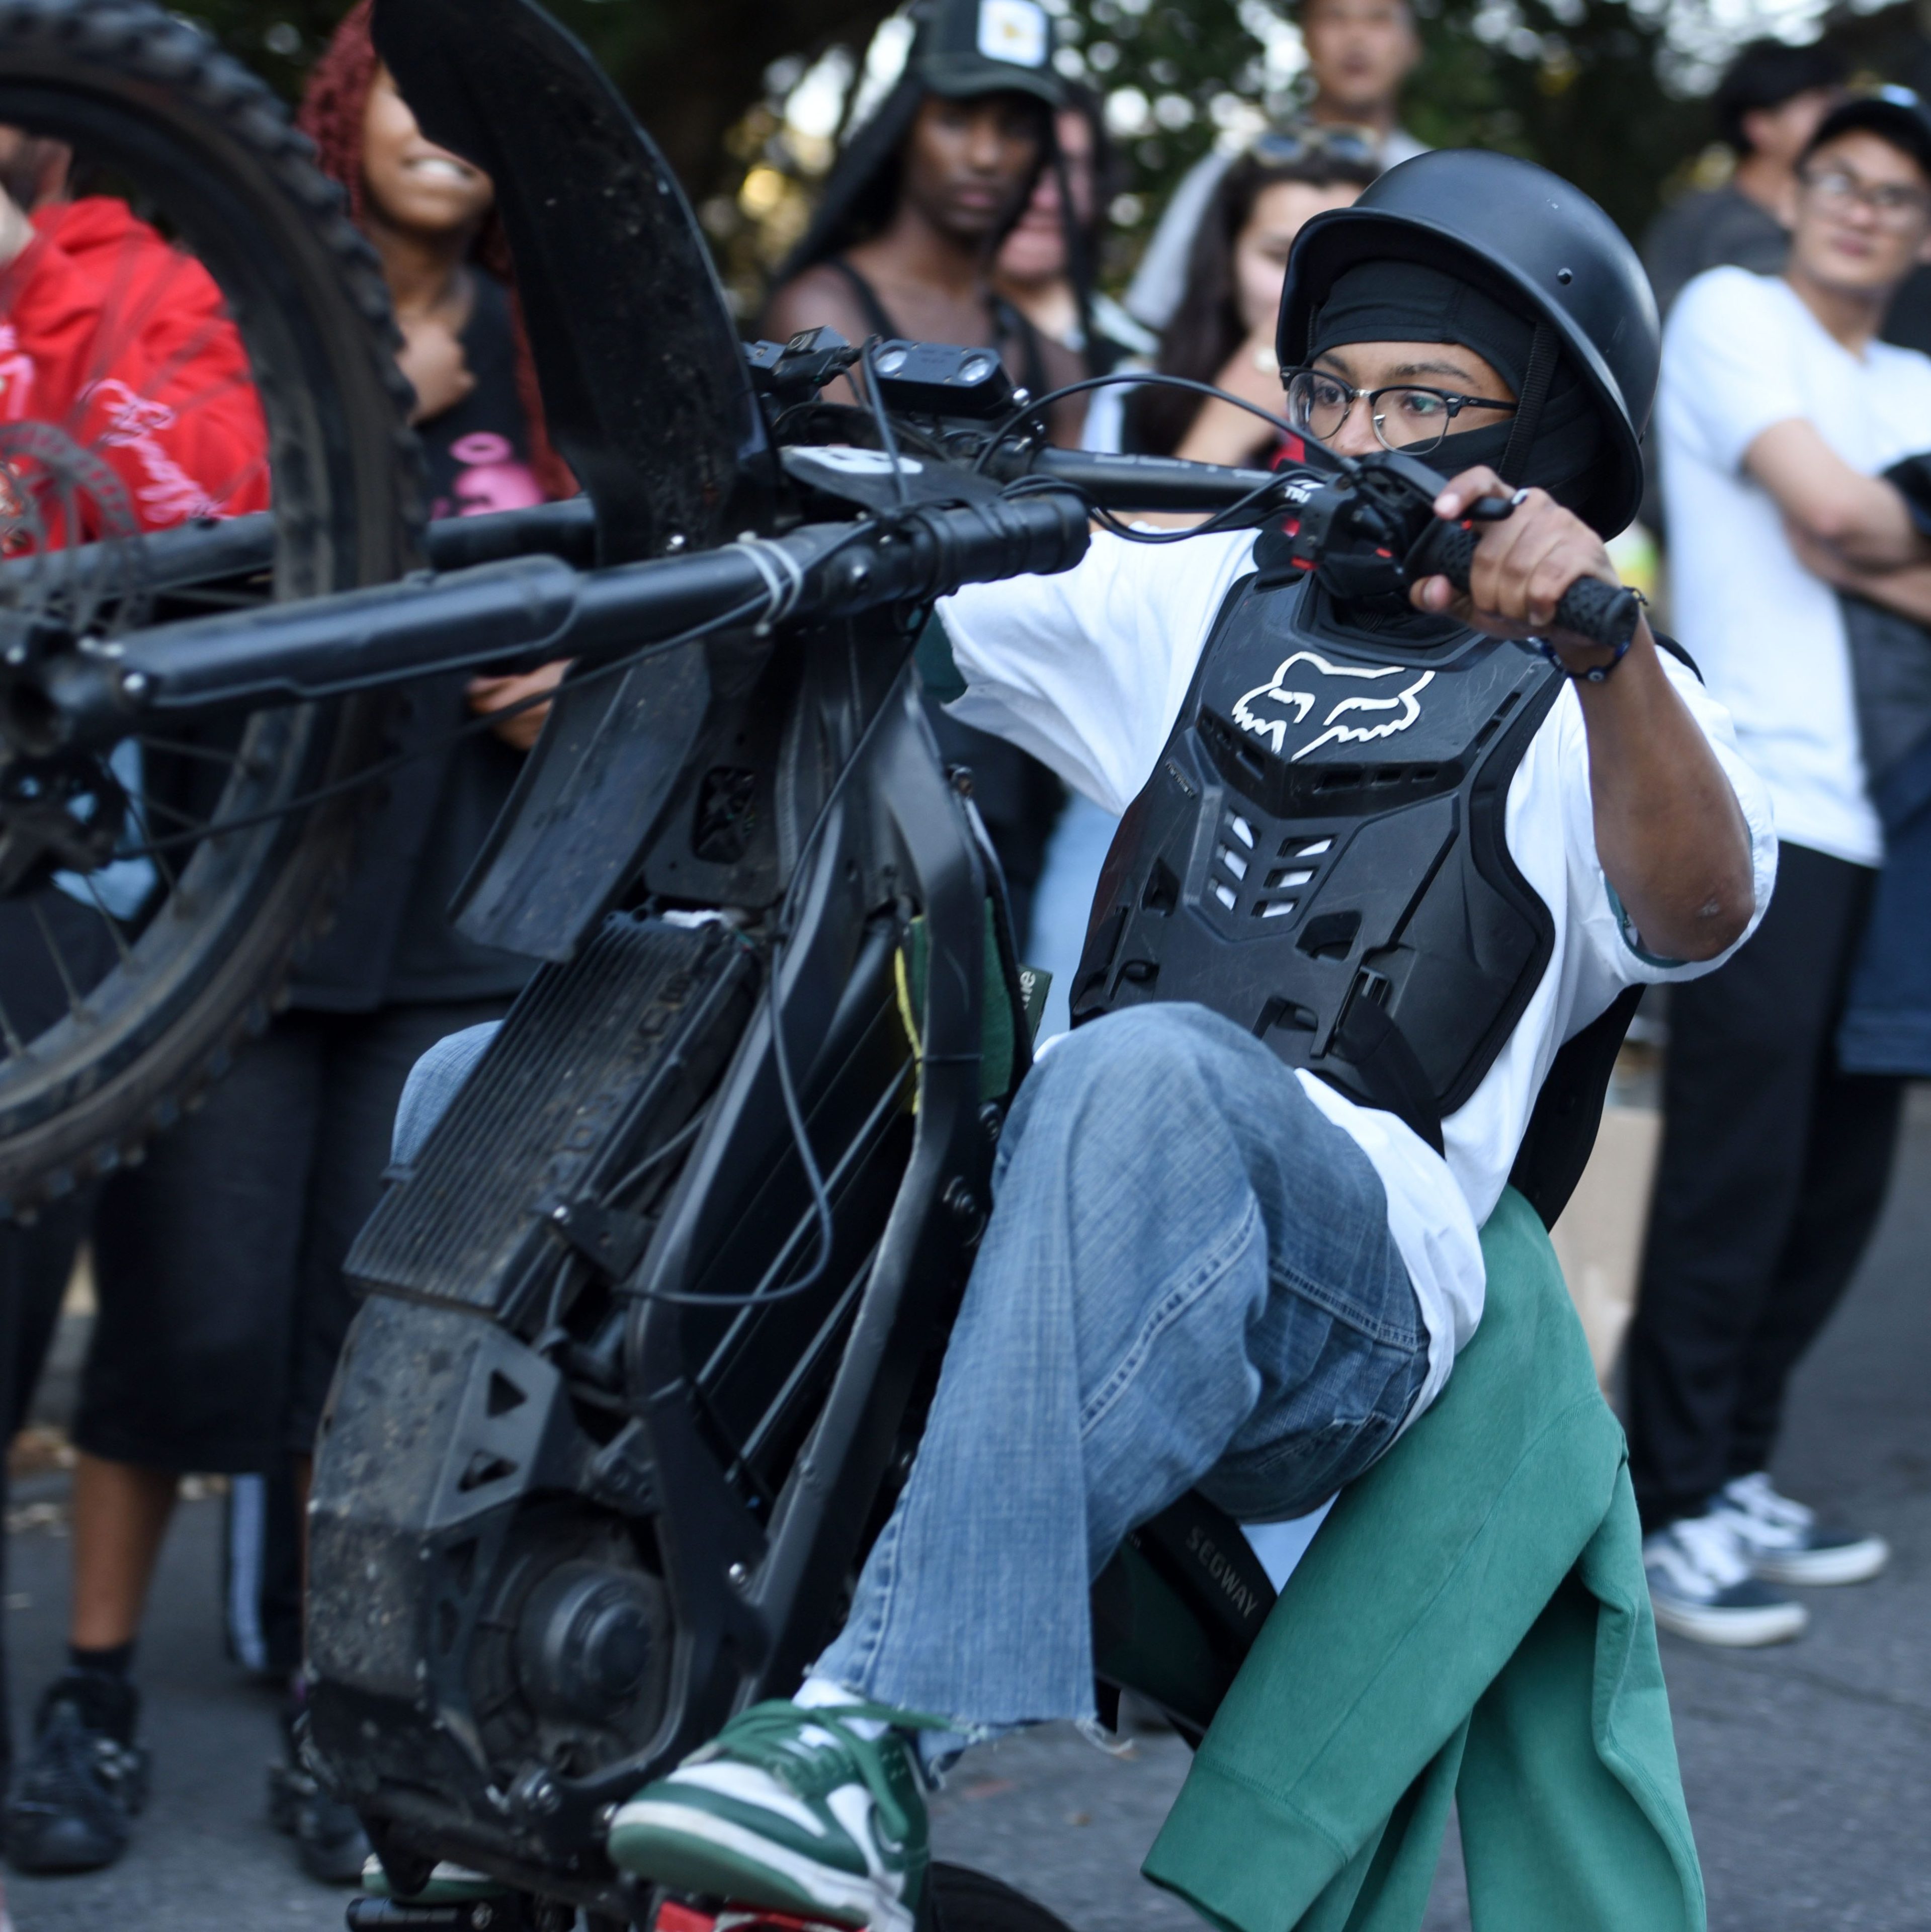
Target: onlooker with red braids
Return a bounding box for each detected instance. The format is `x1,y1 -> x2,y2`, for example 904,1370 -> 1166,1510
4,7 -> 570,1882
296,1 -> 572,526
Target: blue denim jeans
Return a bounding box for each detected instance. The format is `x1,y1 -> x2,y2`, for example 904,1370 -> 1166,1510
391,1003 -> 1428,1740
391,1021 -> 500,1166
817,1002 -> 1425,1738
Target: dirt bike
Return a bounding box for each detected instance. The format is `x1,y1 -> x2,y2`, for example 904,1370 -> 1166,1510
0,3 -> 1642,1926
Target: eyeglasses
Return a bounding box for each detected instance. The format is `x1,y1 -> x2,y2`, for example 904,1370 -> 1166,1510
1247,123 -> 1383,170
1283,367 -> 1518,455
1800,165 -> 1931,228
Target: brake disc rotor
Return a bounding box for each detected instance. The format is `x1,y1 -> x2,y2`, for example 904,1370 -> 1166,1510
0,418 -> 151,633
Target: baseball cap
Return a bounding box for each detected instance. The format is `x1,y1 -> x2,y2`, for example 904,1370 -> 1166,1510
1804,86 -> 1931,181
912,0 -> 1063,107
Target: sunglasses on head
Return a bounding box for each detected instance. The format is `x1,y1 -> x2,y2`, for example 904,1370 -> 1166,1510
1246,124 -> 1383,169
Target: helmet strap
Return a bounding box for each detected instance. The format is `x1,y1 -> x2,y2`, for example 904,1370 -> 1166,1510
1499,322 -> 1556,485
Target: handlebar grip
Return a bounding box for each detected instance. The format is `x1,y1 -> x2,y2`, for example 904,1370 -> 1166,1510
1547,574 -> 1642,655
1408,519 -> 1642,655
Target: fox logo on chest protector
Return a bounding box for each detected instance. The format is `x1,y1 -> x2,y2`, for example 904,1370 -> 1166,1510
1230,650 -> 1435,763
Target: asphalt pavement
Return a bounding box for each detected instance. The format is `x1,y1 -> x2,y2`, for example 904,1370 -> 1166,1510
5,1092 -> 1929,1932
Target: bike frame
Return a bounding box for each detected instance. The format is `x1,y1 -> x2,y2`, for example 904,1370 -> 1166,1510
306,617 -> 1004,1912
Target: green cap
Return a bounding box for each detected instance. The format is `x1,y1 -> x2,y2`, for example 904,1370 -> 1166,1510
911,0 -> 1063,106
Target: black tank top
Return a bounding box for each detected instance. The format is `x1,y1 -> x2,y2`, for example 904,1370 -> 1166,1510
801,259 -> 1064,948
822,258 -> 1053,403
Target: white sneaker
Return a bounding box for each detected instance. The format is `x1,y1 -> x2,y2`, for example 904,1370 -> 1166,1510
607,1699 -> 930,1932
1712,1472 -> 1890,1588
1644,1512 -> 1808,1647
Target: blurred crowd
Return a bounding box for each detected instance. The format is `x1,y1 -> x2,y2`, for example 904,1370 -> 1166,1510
0,0 -> 1928,1895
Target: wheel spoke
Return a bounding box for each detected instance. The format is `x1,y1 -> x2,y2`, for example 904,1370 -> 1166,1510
30,898 -> 87,1022
134,734 -> 248,769
123,795 -> 179,894
121,783 -> 207,831
79,878 -> 136,968
0,986 -> 25,1060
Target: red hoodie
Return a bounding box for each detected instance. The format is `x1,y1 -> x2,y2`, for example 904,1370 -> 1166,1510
0,197 -> 269,537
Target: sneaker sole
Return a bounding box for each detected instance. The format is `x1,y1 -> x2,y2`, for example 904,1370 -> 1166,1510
1650,1593 -> 1808,1647
608,1799 -> 913,1932
1752,1538 -> 1889,1588
4,1811 -> 131,1874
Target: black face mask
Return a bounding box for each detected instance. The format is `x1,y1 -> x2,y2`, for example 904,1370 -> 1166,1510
1305,260 -> 1602,515
1407,415 -> 1514,479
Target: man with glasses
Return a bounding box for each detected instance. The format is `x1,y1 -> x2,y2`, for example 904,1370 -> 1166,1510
1641,38 -> 1845,319
1632,93 -> 1931,1647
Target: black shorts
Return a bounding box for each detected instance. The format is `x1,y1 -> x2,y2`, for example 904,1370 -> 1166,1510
80,997 -> 511,1473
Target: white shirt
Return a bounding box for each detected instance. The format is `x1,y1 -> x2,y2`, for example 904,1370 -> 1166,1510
1660,267 -> 1931,866
939,533 -> 1776,1414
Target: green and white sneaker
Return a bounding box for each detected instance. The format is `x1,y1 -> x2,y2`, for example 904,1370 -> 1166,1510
607,1699 -> 931,1932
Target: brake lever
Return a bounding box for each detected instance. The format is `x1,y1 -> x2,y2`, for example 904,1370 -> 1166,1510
1465,493 -> 1520,522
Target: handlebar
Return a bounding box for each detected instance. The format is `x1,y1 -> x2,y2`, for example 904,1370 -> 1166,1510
1002,447 -> 1285,510
4,490 -> 1093,753
0,432 -> 1647,755
1015,447 -> 1643,656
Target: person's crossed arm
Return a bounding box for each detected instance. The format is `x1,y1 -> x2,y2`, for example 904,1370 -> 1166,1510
1416,465 -> 1757,963
1663,275 -> 1931,609
1781,498 -> 1931,623
1748,417 -> 1931,571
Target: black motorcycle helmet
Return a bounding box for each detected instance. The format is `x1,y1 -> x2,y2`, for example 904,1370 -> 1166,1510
1277,150 -> 1659,537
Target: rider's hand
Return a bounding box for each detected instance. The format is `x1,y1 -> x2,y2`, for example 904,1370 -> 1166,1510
1411,465 -> 1623,667
0,184 -> 33,271
397,312 -> 475,427
467,659 -> 567,752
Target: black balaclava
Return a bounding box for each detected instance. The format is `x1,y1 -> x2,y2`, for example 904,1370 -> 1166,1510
1304,259 -> 1601,514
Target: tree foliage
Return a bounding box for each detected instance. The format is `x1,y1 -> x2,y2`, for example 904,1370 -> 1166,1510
182,0 -> 898,188
184,0 -> 1916,299
1039,0 -> 1708,253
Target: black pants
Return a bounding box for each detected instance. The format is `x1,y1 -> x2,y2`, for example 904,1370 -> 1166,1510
84,998 -> 511,1473
1626,843 -> 1903,1529
0,1200 -> 91,1795
0,889 -> 121,1793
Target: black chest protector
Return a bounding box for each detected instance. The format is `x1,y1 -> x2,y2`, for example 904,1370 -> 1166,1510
1073,568 -> 1594,1180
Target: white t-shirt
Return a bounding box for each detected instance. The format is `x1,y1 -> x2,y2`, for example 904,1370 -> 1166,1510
1660,267 -> 1931,866
938,533 -> 1776,1414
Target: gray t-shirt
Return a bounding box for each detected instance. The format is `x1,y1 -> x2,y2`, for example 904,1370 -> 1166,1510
1642,185 -> 1786,318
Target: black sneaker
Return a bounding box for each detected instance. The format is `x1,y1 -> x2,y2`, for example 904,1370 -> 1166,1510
1643,1513 -> 1807,1648
269,1694 -> 371,1885
5,1670 -> 150,1873
1712,1473 -> 1890,1587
